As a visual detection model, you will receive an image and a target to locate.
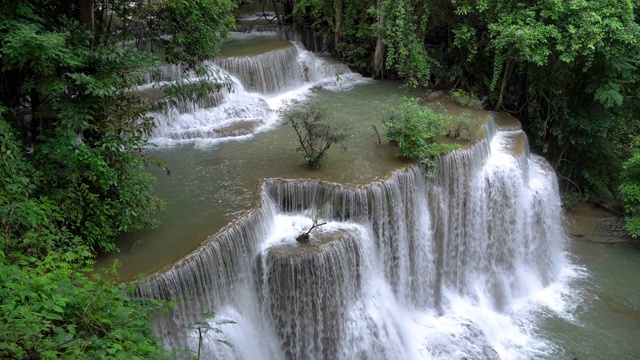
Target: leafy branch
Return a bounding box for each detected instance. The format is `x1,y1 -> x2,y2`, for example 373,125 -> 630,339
188,311 -> 235,360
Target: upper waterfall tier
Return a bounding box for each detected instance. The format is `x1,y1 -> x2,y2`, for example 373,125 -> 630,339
235,24 -> 328,53
143,33 -> 364,144
216,45 -> 304,94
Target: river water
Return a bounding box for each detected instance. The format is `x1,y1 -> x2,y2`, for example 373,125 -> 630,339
546,205 -> 640,359
98,32 -> 640,359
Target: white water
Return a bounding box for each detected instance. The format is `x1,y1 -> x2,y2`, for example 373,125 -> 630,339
147,34 -> 368,146
135,33 -> 575,359
137,120 -> 573,359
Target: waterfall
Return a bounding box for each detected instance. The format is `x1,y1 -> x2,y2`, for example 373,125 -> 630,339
145,35 -> 365,145
136,113 -> 567,359
235,24 -> 329,53
216,45 -> 304,94
432,123 -> 563,311
259,224 -> 363,359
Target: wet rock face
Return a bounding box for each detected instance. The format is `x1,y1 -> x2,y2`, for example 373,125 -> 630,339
259,228 -> 362,359
216,45 -> 304,94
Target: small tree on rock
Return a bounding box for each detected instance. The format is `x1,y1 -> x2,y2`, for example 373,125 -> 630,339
282,100 -> 350,169
295,205 -> 330,243
296,217 -> 327,243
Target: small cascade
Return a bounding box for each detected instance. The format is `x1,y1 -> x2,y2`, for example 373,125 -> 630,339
149,87 -> 272,142
140,62 -> 231,112
216,45 -> 304,94
135,197 -> 279,353
137,112 -> 568,359
293,43 -> 360,90
235,24 -> 328,53
143,63 -> 195,84
144,33 -> 364,144
138,61 -> 250,141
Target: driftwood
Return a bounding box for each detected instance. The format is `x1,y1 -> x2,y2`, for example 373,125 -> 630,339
296,217 -> 326,243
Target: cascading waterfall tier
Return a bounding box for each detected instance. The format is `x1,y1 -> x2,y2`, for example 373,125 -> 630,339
236,24 -> 328,53
216,45 -> 304,94
137,110 -> 566,359
141,60 -> 231,114
145,35 -> 363,144
263,170 -> 438,310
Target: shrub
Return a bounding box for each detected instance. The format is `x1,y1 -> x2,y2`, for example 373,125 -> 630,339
0,261 -> 168,359
445,114 -> 485,142
620,136 -> 640,237
282,101 -> 351,169
383,97 -> 458,172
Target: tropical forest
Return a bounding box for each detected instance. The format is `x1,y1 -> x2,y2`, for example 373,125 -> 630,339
1,0 -> 639,359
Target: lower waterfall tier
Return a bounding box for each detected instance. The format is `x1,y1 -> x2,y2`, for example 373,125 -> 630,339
260,226 -> 362,359
135,114 -> 569,359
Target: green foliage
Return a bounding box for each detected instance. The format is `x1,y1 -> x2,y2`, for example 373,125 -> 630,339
190,311 -> 236,354
620,136 -> 640,238
150,0 -> 237,67
336,3 -> 378,71
487,8 -> 561,91
0,117 -> 88,263
292,0 -> 334,29
34,134 -> 165,253
382,0 -> 434,87
0,0 -> 237,357
0,0 -> 236,253
421,0 -> 640,201
0,261 -> 169,359
282,101 -> 350,169
445,114 -> 484,142
383,97 -> 457,171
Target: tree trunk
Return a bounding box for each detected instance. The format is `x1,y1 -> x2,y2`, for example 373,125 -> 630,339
283,0 -> 294,25
373,1 -> 385,79
334,0 -> 343,56
76,0 -> 95,34
272,0 -> 282,25
495,59 -> 515,111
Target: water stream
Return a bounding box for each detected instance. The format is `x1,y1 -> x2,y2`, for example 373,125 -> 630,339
101,31 -> 640,359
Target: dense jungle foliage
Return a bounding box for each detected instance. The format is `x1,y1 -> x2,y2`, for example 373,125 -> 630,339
0,0 -> 235,357
276,0 -> 640,236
